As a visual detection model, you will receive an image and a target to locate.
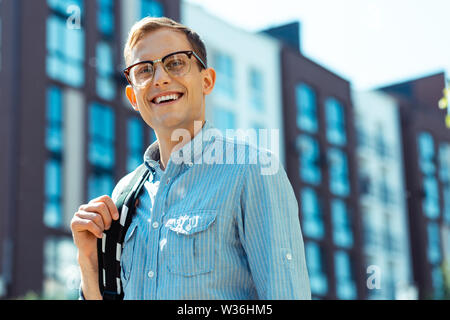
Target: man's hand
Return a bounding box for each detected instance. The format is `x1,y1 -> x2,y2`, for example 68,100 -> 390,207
70,195 -> 120,299
71,195 -> 120,259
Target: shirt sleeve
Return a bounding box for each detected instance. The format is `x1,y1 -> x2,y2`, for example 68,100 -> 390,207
237,152 -> 311,300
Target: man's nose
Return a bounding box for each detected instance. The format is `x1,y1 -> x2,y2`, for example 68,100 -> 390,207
152,62 -> 171,87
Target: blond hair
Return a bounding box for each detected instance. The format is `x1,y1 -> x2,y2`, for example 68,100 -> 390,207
124,16 -> 207,68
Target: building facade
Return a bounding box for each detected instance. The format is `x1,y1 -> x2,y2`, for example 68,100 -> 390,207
0,0 -> 179,299
267,26 -> 365,299
352,90 -> 415,299
181,2 -> 286,166
380,73 -> 450,300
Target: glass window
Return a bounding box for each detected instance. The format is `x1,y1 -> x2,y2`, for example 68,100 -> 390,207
127,117 -> 144,173
431,266 -> 445,299
334,250 -> 357,299
417,132 -> 436,175
140,0 -> 163,19
300,188 -> 324,239
305,242 -> 328,296
249,68 -> 264,111
296,135 -> 321,185
96,42 -> 116,100
89,103 -> 115,169
44,159 -> 63,228
325,97 -> 346,146
46,8 -> 85,87
422,176 -> 440,219
44,86 -> 64,229
439,143 -> 450,183
328,148 -> 350,197
97,0 -> 114,36
427,222 -> 441,265
48,0 -> 84,15
46,86 -> 64,153
443,185 -> 450,224
214,52 -> 234,99
331,199 -> 353,248
295,83 -> 318,133
43,236 -> 80,299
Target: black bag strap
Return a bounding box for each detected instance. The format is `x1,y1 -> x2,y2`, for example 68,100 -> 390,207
97,163 -> 151,300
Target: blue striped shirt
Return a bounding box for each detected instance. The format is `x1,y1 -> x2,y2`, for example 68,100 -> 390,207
112,121 -> 311,300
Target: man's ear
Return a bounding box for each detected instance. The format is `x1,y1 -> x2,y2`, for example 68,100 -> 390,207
202,67 -> 216,95
126,85 -> 138,111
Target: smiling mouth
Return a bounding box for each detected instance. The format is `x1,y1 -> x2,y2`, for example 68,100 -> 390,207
151,93 -> 184,106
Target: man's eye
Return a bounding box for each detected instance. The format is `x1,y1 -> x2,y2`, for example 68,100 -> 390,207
166,59 -> 185,69
137,65 -> 152,75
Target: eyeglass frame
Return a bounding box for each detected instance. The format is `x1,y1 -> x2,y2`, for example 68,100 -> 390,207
123,50 -> 208,87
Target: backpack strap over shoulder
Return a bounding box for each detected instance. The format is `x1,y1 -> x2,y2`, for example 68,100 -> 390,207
97,164 -> 151,300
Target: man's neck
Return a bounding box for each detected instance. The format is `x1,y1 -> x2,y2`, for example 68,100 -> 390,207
155,120 -> 205,171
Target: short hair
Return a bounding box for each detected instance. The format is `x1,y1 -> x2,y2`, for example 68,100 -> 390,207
124,16 -> 207,69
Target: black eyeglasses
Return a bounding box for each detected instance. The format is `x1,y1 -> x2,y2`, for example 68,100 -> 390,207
123,50 -> 207,87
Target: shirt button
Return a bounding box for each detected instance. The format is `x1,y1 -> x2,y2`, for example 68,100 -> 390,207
147,271 -> 155,278
286,253 -> 293,261
152,221 -> 159,229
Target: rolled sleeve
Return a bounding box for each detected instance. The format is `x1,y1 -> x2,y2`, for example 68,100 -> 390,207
238,155 -> 311,300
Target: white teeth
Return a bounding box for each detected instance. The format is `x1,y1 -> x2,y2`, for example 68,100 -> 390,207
154,94 -> 181,104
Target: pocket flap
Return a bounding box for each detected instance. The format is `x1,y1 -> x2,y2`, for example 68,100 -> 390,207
125,223 -> 138,242
165,210 -> 217,235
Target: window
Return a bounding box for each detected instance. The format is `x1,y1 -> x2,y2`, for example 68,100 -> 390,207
248,68 -> 264,111
305,242 -> 328,296
214,52 -> 234,99
96,42 -> 116,100
422,176 -> 440,219
43,236 -> 79,299
431,266 -> 445,299
325,98 -> 346,146
439,143 -> 450,183
417,132 -> 436,175
140,0 -> 164,18
328,148 -> 350,197
296,135 -> 321,185
427,222 -> 441,265
443,185 -> 450,224
334,250 -> 356,299
97,0 -> 114,37
46,86 -> 64,153
127,117 -> 144,173
96,0 -> 116,101
300,188 -> 324,239
44,86 -> 64,229
46,1 -> 85,87
295,83 -> 318,133
331,199 -> 353,248
88,103 -> 115,199
44,159 -> 63,228
89,103 -> 115,169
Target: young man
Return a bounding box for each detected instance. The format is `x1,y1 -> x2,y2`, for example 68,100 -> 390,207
70,17 -> 311,300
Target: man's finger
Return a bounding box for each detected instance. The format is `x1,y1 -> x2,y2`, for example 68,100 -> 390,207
72,214 -> 104,238
89,195 -> 120,221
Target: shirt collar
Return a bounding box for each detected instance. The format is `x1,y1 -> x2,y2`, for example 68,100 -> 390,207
143,120 -> 215,171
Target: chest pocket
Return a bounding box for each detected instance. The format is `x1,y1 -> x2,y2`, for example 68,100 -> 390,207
165,210 -> 217,277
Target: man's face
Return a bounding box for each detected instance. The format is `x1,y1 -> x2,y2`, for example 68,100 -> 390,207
126,28 -> 215,134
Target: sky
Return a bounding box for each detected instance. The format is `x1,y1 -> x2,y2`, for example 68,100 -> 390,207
185,0 -> 450,90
